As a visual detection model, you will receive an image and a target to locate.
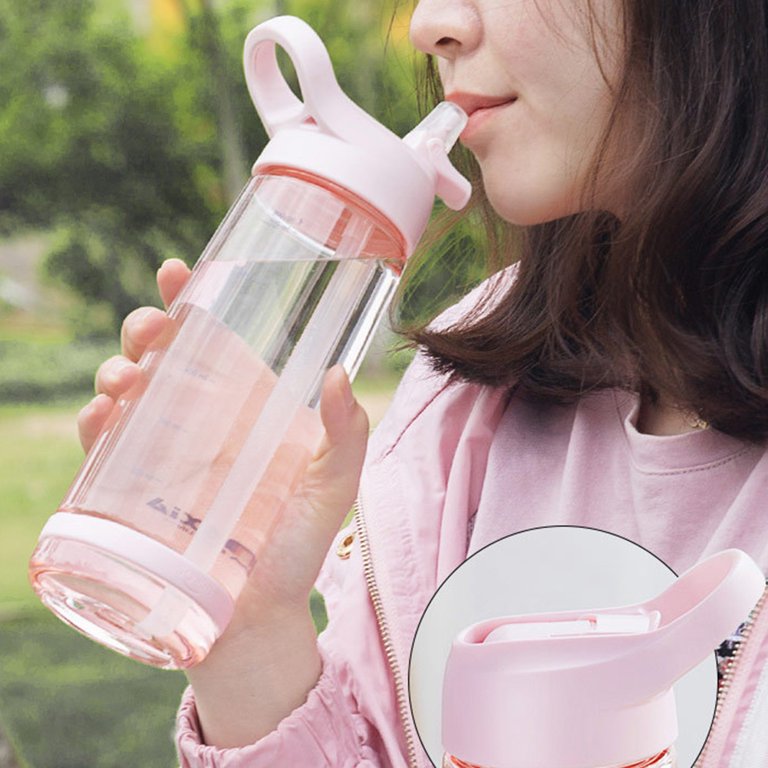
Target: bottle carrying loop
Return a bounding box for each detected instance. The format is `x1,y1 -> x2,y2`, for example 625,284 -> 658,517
244,15 -> 373,142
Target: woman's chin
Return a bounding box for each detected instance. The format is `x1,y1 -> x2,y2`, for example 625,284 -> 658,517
479,173 -> 583,227
483,180 -> 608,226
486,197 -> 580,227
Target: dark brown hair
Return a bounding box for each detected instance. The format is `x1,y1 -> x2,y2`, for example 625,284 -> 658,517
399,0 -> 768,441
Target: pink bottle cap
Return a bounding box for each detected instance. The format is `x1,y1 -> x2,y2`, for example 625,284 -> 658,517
442,549 -> 766,768
242,15 -> 471,256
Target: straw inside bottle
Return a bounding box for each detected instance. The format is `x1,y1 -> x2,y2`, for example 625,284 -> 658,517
137,214 -> 375,639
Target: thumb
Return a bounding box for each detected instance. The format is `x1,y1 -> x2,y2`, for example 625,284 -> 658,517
319,365 -> 369,448
302,365 -> 369,526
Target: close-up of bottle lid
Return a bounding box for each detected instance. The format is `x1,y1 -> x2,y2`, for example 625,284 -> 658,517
442,549 -> 765,768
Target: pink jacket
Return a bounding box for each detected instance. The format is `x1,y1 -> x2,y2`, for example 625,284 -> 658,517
176,346 -> 768,767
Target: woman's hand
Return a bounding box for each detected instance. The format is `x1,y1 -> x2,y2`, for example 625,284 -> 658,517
78,258 -> 370,747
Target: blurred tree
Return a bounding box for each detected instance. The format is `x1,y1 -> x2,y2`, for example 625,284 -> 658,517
0,0 -> 481,337
0,0 -> 424,336
180,0 -> 251,200
0,0 -> 223,334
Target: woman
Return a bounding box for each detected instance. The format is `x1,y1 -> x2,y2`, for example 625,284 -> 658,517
80,1 -> 768,765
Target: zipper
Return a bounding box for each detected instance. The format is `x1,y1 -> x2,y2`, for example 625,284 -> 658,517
695,585 -> 768,768
354,495 -> 420,768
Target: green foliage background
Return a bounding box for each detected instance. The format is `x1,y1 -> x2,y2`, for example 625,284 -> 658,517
0,0 -> 466,341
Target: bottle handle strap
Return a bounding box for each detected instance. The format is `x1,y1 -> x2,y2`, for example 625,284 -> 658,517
615,549 -> 766,705
242,15 -> 472,213
243,15 -> 378,144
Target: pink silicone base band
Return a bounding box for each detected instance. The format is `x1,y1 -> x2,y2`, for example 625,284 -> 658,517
39,512 -> 235,635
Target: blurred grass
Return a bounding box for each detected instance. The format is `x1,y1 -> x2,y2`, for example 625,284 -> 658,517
0,614 -> 187,768
0,319 -> 71,345
0,401 -> 84,610
0,341 -> 119,404
0,372 -> 397,766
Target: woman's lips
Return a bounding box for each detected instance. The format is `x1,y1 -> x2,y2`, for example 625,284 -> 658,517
444,92 -> 518,142
461,99 -> 517,141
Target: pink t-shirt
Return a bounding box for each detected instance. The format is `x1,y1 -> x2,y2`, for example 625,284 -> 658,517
471,388 -> 768,574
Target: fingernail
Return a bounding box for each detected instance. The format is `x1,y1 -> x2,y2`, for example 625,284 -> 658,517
82,394 -> 107,419
339,370 -> 356,410
105,358 -> 133,387
92,393 -> 112,409
80,399 -> 96,420
131,307 -> 158,331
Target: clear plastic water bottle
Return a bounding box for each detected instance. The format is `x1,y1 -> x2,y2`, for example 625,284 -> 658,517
28,16 -> 470,669
441,551 -> 764,768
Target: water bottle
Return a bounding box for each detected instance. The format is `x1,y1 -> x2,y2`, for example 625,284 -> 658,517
28,15 -> 471,670
441,550 -> 765,768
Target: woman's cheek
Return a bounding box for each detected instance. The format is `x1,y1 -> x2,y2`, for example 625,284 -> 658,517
478,152 -> 583,226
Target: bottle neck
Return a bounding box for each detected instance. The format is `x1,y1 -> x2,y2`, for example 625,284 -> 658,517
444,747 -> 675,768
253,165 -> 407,273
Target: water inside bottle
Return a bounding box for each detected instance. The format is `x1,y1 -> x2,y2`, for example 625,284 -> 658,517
30,254 -> 399,667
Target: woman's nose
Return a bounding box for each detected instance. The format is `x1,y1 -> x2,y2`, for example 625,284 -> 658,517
409,0 -> 481,59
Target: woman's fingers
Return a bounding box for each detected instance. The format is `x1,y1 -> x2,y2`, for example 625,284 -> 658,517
94,354 -> 142,399
157,258 -> 191,309
119,306 -> 168,362
79,260 -> 191,455
117,260 -> 189,363
77,394 -> 115,452
86,354 -> 143,450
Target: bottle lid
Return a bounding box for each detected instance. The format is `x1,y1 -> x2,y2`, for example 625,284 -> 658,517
243,16 -> 471,257
442,549 -> 766,768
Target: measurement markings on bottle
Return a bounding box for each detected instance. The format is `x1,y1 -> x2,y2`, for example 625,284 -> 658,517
145,496 -> 256,571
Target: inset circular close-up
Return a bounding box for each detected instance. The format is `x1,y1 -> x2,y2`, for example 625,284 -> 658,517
409,527 -> 763,768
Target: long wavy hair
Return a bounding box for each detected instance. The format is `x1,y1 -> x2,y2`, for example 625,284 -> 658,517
399,0 -> 768,441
